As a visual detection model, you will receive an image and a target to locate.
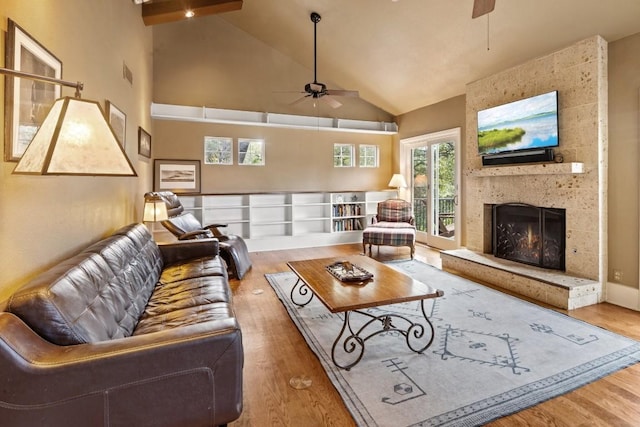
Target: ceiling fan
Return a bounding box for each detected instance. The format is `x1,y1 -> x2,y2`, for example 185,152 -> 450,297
472,0 -> 496,18
290,12 -> 359,109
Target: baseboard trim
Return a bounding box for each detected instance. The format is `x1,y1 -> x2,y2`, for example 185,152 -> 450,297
606,282 -> 640,311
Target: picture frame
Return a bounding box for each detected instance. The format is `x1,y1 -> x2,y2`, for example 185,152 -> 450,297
4,19 -> 63,161
138,126 -> 151,158
154,159 -> 201,194
105,101 -> 126,148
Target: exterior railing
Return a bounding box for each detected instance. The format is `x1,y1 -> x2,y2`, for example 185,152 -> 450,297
413,197 -> 455,232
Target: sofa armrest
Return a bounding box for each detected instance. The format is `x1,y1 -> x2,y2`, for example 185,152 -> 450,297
0,312 -> 243,426
159,238 -> 220,265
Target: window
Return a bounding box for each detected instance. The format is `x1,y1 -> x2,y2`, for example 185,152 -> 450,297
238,138 -> 265,165
333,144 -> 354,167
204,137 -> 233,165
359,144 -> 379,167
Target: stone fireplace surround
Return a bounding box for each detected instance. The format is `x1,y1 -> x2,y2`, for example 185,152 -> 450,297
441,35 -> 607,310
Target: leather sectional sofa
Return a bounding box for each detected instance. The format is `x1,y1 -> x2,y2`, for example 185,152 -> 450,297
0,223 -> 243,427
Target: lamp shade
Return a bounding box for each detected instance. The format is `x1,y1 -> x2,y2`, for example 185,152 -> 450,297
143,194 -> 169,222
388,173 -> 407,189
13,97 -> 137,176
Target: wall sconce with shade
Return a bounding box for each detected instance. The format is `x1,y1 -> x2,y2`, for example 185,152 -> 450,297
388,173 -> 408,192
0,67 -> 137,176
143,193 -> 169,223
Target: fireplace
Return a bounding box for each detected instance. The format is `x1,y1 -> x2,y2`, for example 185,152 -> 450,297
492,203 -> 566,270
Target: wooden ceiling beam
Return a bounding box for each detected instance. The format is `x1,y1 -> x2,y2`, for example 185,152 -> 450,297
142,0 -> 243,26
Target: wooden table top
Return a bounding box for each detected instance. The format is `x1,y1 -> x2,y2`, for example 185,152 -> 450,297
287,255 -> 443,313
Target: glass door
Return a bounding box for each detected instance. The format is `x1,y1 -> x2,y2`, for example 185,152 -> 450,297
401,128 -> 460,250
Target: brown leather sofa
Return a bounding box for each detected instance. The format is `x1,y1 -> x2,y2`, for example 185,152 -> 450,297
0,223 -> 243,427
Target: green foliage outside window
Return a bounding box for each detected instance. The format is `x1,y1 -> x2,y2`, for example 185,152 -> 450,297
238,138 -> 265,165
204,136 -> 233,165
359,145 -> 378,167
334,144 -> 354,167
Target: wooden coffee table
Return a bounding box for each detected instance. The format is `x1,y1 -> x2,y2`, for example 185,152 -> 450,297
287,255 -> 444,370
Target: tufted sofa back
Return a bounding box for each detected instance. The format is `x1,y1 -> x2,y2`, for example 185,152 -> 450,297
6,224 -> 163,345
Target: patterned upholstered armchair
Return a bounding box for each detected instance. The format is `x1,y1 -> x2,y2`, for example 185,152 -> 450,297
362,199 -> 416,259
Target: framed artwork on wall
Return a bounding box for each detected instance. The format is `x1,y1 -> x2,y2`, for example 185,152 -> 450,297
4,18 -> 62,161
154,159 -> 201,194
138,126 -> 151,158
106,101 -> 126,147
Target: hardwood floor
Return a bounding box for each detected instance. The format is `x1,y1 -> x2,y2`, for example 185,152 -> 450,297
229,243 -> 640,426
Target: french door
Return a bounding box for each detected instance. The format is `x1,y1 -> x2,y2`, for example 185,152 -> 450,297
400,128 -> 461,250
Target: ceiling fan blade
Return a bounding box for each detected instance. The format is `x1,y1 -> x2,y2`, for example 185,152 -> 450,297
289,95 -> 311,106
326,89 -> 359,98
472,0 -> 495,18
321,95 -> 342,109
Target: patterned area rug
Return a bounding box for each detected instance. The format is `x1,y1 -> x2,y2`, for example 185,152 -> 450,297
265,259 -> 640,426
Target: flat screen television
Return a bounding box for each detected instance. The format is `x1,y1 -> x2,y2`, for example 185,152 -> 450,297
477,90 -> 559,156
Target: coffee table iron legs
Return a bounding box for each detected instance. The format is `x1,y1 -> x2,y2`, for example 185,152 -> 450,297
331,299 -> 436,370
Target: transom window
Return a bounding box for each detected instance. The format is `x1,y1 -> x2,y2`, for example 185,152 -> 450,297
333,143 -> 354,167
238,138 -> 265,165
359,144 -> 379,167
204,136 -> 233,165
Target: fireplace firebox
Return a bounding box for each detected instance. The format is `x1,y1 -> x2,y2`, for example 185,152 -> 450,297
492,203 -> 565,270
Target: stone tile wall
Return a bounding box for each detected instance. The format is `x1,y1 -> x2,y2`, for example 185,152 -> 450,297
464,36 -> 608,281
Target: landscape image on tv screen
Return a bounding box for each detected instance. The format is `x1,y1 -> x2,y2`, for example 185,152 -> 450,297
477,91 -> 559,155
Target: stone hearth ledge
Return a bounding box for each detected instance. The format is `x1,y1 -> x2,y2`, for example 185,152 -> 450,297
441,249 -> 601,310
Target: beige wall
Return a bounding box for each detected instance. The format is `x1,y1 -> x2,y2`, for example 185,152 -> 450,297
151,13 -> 395,195
0,1 -> 152,301
397,95 -> 467,142
153,120 -> 393,193
608,32 -> 640,289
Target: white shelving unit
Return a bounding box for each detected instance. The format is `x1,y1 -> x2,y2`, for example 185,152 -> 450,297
292,192 -> 332,235
250,193 -> 293,239
172,190 -> 396,251
331,192 -> 366,232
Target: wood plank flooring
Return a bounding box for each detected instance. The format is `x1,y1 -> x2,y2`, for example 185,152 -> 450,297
228,243 -> 640,426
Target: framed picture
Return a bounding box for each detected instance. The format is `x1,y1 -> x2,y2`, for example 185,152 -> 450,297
4,19 -> 62,161
154,159 -> 201,194
138,126 -> 151,158
106,101 -> 126,147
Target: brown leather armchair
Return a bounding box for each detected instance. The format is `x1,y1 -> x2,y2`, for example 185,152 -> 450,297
150,191 -> 252,279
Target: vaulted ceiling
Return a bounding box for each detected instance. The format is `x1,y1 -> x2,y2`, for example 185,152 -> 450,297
153,0 -> 640,117
223,0 -> 640,116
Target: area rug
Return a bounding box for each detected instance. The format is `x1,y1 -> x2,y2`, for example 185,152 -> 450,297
265,259 -> 640,426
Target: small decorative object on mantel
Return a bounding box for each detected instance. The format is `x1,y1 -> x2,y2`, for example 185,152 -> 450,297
326,261 -> 373,283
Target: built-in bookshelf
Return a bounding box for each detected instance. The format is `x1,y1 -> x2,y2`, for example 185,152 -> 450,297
171,190 -> 395,251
